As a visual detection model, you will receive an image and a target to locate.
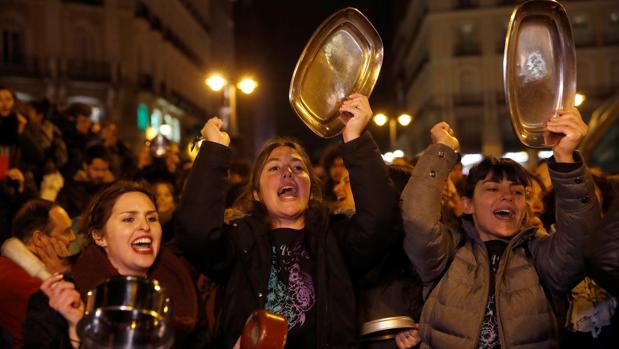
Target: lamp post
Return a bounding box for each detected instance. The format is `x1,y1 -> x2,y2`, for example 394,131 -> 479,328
373,112 -> 413,149
205,74 -> 257,136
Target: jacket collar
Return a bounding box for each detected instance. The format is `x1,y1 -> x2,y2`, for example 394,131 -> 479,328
0,237 -> 51,280
461,217 -> 538,249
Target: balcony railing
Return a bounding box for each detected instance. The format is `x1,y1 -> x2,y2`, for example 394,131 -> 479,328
453,93 -> 484,106
65,59 -> 110,82
0,56 -> 49,77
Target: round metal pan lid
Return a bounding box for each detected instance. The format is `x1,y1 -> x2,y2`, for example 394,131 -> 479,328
289,7 -> 383,138
360,316 -> 416,338
503,0 -> 576,149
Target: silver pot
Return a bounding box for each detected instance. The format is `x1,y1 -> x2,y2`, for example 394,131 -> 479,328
77,276 -> 174,349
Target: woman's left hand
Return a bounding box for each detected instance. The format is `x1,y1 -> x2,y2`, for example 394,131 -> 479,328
394,325 -> 421,348
339,93 -> 372,143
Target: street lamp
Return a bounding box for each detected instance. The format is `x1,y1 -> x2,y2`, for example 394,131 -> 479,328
205,73 -> 258,136
574,93 -> 585,107
373,112 -> 413,149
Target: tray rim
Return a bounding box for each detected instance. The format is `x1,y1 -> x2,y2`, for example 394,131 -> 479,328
360,315 -> 416,336
503,0 -> 576,149
289,7 -> 384,138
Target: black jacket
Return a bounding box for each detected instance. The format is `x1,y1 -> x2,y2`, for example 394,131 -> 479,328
177,132 -> 397,348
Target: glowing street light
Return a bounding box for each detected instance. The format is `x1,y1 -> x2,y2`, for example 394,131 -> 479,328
373,113 -> 388,126
205,73 -> 258,136
397,113 -> 413,127
237,78 -> 258,95
373,112 -> 413,149
574,93 -> 586,107
205,74 -> 226,92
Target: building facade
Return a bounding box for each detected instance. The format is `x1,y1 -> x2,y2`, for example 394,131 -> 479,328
386,0 -> 619,160
0,0 -> 234,148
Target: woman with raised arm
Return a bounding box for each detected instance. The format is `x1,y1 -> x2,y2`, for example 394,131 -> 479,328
176,94 -> 398,348
401,109 -> 600,349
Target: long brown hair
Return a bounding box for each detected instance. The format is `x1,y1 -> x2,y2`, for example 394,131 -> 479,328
226,137 -> 324,226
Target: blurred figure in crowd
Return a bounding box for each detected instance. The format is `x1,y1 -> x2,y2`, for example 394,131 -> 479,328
320,143 -> 345,203
151,180 -> 177,243
0,199 -> 74,348
56,145 -> 114,218
98,121 -> 136,180
330,164 -> 423,349
24,181 -> 200,348
0,86 -> 39,243
61,102 -> 96,179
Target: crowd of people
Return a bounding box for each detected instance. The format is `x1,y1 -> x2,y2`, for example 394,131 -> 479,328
0,85 -> 618,349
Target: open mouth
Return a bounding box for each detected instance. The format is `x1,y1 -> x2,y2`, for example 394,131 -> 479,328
493,209 -> 515,221
131,236 -> 154,254
277,186 -> 298,198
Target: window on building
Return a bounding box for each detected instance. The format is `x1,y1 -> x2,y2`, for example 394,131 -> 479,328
0,28 -> 24,64
606,12 -> 619,44
454,23 -> 481,56
572,15 -> 593,46
611,61 -> 619,89
73,28 -> 96,62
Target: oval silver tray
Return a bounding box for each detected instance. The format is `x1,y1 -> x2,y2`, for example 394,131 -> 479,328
503,0 -> 576,148
360,316 -> 415,339
289,7 -> 383,138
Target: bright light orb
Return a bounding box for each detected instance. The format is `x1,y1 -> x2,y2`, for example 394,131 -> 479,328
237,78 -> 258,94
398,113 -> 412,126
574,93 -> 585,107
373,113 -> 388,127
206,74 -> 226,92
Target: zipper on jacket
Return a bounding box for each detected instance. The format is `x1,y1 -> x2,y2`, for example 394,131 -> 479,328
472,242 -> 491,349
494,237 -> 522,349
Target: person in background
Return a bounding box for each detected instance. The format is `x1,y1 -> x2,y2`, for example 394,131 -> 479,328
24,181 -> 200,349
402,107 -> 598,349
151,180 -> 177,243
0,86 -> 39,243
0,199 -> 74,348
319,143 -> 346,203
61,103 -> 96,179
177,94 -> 398,348
97,121 -> 136,180
56,145 -> 114,218
330,164 -> 422,349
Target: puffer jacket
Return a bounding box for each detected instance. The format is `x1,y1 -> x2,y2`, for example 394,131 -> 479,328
401,143 -> 600,349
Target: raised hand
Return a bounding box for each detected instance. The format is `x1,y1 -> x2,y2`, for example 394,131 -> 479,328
32,233 -> 71,274
430,122 -> 459,151
201,117 -> 230,147
545,108 -> 588,163
338,93 -> 372,143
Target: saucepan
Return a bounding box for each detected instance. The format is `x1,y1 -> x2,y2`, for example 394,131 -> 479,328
77,276 -> 174,349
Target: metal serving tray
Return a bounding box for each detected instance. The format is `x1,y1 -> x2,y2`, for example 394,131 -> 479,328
289,7 -> 383,138
503,0 -> 576,148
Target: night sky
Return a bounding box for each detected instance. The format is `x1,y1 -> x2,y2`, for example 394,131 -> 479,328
233,0 -> 407,161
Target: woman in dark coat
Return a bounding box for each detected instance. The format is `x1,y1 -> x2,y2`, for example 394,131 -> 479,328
176,94 -> 398,348
23,181 -> 200,348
